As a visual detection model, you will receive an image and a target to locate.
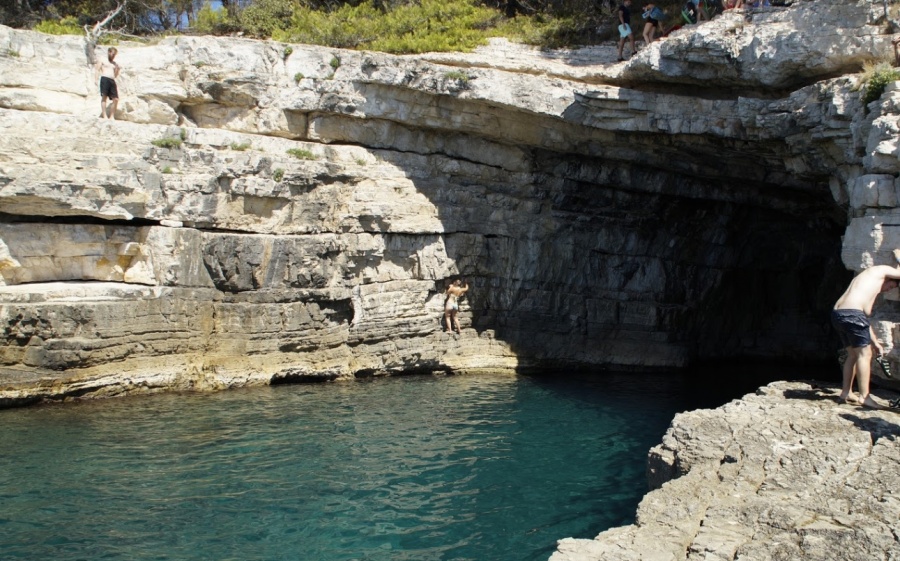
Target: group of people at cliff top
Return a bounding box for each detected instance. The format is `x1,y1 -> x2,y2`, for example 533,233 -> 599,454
614,0 -> 782,62
831,248 -> 900,410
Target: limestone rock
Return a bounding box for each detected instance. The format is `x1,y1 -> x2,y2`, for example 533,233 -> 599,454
551,381 -> 900,561
0,0 -> 896,403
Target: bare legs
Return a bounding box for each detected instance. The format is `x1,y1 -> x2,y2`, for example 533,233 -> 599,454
617,34 -> 636,61
444,309 -> 460,333
643,22 -> 656,45
840,345 -> 880,407
100,96 -> 118,119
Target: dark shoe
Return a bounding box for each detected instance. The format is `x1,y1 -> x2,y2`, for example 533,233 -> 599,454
875,355 -> 893,378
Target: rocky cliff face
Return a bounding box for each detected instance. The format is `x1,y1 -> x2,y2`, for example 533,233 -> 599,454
1,0 -> 898,405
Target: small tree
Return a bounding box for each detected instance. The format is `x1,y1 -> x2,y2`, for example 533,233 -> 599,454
83,2 -> 128,66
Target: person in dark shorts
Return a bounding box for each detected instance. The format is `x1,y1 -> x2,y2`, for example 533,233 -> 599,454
616,0 -> 636,62
832,248 -> 900,408
95,47 -> 121,120
641,3 -> 665,45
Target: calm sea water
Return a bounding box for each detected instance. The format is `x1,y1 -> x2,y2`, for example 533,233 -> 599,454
0,367 -> 825,561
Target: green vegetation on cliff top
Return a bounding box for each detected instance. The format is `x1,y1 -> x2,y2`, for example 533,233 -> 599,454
6,0 -> 694,53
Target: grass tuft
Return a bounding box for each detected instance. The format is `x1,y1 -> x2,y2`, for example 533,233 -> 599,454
861,61 -> 900,109
286,147 -> 317,160
152,137 -> 183,149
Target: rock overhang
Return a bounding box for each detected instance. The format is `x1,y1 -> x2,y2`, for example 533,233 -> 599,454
0,0 -> 896,404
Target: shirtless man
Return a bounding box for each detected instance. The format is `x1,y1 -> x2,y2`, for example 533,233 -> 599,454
95,47 -> 121,120
831,248 -> 900,408
444,279 -> 469,334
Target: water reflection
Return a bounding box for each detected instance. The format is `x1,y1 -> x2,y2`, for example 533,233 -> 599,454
0,368 -> 825,561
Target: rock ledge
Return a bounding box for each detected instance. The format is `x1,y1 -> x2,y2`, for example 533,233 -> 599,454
552,381 -> 900,561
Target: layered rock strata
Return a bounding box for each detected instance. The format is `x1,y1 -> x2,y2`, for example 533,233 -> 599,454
551,381 -> 900,560
1,0 -> 899,405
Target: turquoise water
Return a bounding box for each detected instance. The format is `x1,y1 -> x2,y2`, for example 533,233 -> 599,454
0,369 -> 812,561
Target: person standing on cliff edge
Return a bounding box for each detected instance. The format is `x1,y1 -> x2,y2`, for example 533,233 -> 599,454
832,248 -> 900,408
616,0 -> 636,62
95,47 -> 121,120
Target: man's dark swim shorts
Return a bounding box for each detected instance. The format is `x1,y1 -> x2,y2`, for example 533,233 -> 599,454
99,76 -> 118,99
831,309 -> 871,348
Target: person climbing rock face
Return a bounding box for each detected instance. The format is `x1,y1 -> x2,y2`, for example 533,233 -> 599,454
95,47 -> 121,120
444,278 -> 470,334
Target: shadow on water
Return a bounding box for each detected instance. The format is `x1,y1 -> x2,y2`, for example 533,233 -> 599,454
524,358 -> 836,413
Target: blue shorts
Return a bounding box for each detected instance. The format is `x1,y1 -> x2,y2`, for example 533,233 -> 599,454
831,309 -> 871,348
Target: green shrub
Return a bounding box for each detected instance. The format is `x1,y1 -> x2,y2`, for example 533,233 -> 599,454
152,137 -> 183,149
180,128 -> 187,141
283,45 -> 293,58
193,2 -> 234,35
330,55 -> 341,70
239,0 -> 295,37
493,14 -> 585,49
294,72 -> 304,83
273,168 -> 285,182
443,70 -> 469,84
225,0 -> 670,52
162,166 -> 174,174
230,141 -> 252,151
34,16 -> 82,35
286,147 -> 317,160
862,62 -> 900,109
272,0 -> 499,53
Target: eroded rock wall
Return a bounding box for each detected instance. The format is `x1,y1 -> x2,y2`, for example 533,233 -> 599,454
0,0 -> 892,404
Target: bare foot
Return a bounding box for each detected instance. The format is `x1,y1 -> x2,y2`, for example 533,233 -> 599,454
860,395 -> 888,410
838,392 -> 860,405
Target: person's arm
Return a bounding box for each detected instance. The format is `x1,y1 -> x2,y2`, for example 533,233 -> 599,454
886,269 -> 900,280
619,7 -> 625,24
871,325 -> 885,356
114,63 -> 120,79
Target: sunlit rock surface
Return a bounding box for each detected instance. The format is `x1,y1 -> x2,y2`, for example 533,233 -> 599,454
0,0 -> 897,405
551,381 -> 900,561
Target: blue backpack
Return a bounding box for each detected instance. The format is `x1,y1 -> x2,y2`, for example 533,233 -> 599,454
644,6 -> 664,19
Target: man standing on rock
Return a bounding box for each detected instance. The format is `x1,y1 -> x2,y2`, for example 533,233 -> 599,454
95,47 -> 121,120
831,248 -> 900,408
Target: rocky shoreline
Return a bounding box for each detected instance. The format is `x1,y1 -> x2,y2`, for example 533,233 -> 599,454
551,380 -> 900,560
